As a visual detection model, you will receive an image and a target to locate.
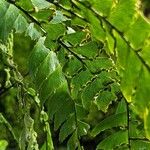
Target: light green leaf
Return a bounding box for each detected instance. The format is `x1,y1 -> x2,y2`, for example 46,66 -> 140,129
89,16 -> 106,41
0,140 -> 8,150
19,114 -> 38,150
31,0 -> 51,10
90,0 -> 113,16
144,108 -> 150,139
25,23 -> 41,40
38,65 -> 67,102
45,122 -> 54,150
108,0 -> 136,32
125,14 -> 150,50
139,42 -> 150,67
115,32 -> 141,103
50,11 -> 69,24
134,67 -> 150,115
14,14 -> 28,33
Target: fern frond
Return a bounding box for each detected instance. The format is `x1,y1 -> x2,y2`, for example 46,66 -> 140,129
29,37 -> 89,148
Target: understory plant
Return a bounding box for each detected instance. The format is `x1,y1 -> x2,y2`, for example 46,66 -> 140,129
0,0 -> 150,149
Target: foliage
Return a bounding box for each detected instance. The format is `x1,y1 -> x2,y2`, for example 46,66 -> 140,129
0,0 -> 150,149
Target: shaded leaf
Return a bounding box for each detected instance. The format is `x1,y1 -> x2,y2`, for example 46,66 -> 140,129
91,112 -> 127,137
96,130 -> 128,150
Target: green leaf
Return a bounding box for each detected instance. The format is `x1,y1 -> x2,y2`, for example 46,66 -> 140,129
16,0 -> 33,11
96,130 -> 128,150
0,0 -> 40,42
89,16 -> 106,41
73,2 -> 106,41
45,82 -> 69,120
44,23 -> 66,49
91,112 -> 127,137
76,104 -> 88,120
85,57 -> 113,73
81,78 -> 103,109
78,121 -> 90,137
64,57 -> 82,76
71,70 -> 92,99
95,91 -> 117,112
0,113 -> 17,142
59,115 -> 76,142
81,71 -> 115,109
116,99 -> 127,114
54,99 -> 74,130
105,28 -> 116,54
63,31 -> 87,46
72,41 -> 99,58
130,140 -> 150,149
129,119 -> 145,138
67,131 -> 79,150
29,37 -> 50,80
0,1 -> 19,42
34,51 -> 59,88
38,65 -> 67,103
29,36 -> 88,147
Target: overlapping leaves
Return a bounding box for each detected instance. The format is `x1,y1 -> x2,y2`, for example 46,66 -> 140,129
0,0 -> 150,149
64,0 -> 150,141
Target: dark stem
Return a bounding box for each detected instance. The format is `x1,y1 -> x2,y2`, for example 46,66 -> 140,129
58,38 -> 87,67
129,137 -> 150,142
